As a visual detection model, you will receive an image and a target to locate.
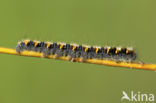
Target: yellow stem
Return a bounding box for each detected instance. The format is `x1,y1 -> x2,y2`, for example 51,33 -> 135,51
0,47 -> 156,71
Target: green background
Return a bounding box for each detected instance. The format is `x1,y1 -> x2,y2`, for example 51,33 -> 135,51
0,0 -> 156,103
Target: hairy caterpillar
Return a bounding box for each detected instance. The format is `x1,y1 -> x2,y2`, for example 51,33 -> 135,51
16,40 -> 137,62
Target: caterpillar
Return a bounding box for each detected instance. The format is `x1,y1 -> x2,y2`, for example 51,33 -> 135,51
16,40 -> 137,62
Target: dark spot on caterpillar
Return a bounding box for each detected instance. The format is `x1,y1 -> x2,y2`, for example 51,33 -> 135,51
16,40 -> 137,62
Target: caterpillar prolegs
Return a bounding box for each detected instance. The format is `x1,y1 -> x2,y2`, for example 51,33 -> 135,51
16,40 -> 137,62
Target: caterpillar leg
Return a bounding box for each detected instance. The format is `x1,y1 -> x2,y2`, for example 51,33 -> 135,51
41,53 -> 47,58
16,46 -> 22,54
70,58 -> 76,62
67,55 -> 72,61
79,57 -> 86,62
53,54 -> 58,59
